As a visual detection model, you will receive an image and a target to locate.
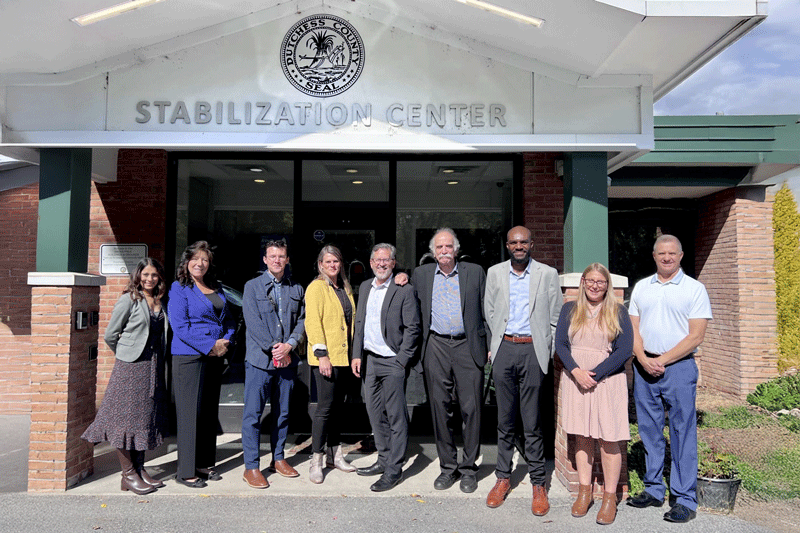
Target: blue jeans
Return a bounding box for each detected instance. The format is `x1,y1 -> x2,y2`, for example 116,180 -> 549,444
241,361 -> 296,470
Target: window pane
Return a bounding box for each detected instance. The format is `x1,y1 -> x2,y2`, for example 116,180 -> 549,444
396,160 -> 513,271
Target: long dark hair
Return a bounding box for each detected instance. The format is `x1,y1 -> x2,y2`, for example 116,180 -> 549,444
316,245 -> 352,295
125,258 -> 167,301
176,240 -> 220,289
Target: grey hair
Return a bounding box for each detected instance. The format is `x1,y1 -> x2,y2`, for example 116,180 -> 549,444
428,227 -> 460,255
653,234 -> 683,252
371,243 -> 397,260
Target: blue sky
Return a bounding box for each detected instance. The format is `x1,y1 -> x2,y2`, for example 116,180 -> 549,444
655,0 -> 800,116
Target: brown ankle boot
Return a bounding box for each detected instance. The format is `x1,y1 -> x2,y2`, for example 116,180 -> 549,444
596,492 -> 618,525
117,449 -> 156,495
571,484 -> 593,517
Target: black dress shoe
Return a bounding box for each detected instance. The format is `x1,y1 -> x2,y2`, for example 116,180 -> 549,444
357,462 -> 385,477
176,477 -> 207,488
627,491 -> 664,508
434,472 -> 460,490
370,472 -> 403,492
663,503 -> 696,523
460,474 -> 478,493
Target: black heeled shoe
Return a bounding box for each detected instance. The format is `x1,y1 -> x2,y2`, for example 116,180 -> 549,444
176,477 -> 207,488
196,468 -> 222,481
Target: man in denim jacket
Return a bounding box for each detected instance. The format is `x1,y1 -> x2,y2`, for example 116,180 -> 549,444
241,239 -> 305,488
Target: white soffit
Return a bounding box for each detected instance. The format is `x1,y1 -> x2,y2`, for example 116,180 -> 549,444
0,0 -> 763,92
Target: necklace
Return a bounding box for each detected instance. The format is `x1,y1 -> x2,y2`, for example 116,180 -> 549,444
587,304 -> 602,319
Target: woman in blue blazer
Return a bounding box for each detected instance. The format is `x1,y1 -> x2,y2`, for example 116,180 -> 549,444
168,241 -> 236,488
82,258 -> 169,495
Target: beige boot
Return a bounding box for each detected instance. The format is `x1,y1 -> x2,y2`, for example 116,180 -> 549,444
596,492 -> 618,525
309,452 -> 324,484
326,445 -> 356,472
571,484 -> 593,517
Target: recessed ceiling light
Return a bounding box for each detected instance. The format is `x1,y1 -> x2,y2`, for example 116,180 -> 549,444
71,0 -> 166,26
254,179 -> 265,183
443,169 -> 455,174
250,168 -> 263,172
447,180 -> 460,185
346,169 -> 359,174
352,180 -> 364,185
454,0 -> 544,27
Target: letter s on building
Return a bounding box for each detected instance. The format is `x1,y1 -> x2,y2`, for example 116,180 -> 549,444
135,101 -> 151,124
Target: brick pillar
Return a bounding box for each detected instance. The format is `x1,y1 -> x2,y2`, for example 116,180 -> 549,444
554,273 -> 629,498
695,187 -> 778,398
28,273 -> 105,491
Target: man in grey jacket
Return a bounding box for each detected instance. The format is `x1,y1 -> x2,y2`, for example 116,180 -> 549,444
241,239 -> 305,488
484,226 -> 562,515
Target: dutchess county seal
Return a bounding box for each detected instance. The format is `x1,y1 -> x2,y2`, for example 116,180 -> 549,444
281,14 -> 365,98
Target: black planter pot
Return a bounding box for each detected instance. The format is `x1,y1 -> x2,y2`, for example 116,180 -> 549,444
697,476 -> 742,513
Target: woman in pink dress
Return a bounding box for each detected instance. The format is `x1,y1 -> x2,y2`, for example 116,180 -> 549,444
555,263 -> 633,525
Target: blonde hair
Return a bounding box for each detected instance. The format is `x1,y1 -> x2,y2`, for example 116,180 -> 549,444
316,245 -> 353,295
568,263 -> 622,342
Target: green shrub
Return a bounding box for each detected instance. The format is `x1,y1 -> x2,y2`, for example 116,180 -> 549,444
747,373 -> 800,411
772,184 -> 800,372
697,441 -> 738,479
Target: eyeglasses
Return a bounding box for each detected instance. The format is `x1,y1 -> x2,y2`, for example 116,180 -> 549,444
371,258 -> 394,264
583,278 -> 608,287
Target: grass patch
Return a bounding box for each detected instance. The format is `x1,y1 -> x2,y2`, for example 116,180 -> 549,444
736,447 -> 800,500
698,406 -> 771,430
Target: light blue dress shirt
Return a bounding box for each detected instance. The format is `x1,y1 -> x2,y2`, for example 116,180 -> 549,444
505,259 -> 532,335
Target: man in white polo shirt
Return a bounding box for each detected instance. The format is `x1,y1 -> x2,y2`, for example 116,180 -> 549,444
627,234 -> 712,523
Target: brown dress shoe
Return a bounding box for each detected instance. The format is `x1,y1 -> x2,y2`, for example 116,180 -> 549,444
270,459 -> 299,478
486,478 -> 511,508
596,492 -> 618,525
531,485 -> 550,516
243,468 -> 269,489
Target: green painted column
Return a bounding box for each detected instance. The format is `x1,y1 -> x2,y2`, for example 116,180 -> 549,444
563,152 -> 608,273
36,148 -> 92,272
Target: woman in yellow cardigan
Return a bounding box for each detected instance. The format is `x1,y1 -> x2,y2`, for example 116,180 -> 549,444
305,245 -> 357,483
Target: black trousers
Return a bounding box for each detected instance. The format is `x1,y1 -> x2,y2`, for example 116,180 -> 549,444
172,354 -> 222,480
364,353 -> 409,477
492,339 -> 547,485
311,366 -> 349,453
423,334 -> 483,476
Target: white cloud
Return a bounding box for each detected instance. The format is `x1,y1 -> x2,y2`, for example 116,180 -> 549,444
656,0 -> 800,115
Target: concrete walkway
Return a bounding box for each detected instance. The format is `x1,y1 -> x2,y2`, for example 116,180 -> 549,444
0,414 -> 775,532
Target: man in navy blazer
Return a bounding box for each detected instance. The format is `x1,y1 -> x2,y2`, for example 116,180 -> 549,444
412,228 -> 487,494
351,243 -> 421,492
241,239 -> 305,489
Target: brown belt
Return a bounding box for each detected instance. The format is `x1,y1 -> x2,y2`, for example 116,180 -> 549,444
503,334 -> 532,344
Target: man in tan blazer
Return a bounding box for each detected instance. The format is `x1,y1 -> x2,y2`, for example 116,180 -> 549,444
483,226 -> 562,516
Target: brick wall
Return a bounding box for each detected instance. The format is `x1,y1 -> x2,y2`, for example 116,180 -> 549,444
0,183 -> 38,413
28,285 -> 99,490
89,149 -> 169,403
696,188 -> 778,398
523,153 -> 563,272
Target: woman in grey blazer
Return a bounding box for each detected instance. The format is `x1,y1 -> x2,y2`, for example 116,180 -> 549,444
82,258 -> 169,495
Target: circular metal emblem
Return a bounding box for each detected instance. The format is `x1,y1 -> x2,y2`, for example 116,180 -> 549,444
280,14 -> 365,98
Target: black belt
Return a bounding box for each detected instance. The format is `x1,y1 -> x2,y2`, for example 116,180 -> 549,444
431,331 -> 466,341
645,351 -> 695,359
365,349 -> 394,358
